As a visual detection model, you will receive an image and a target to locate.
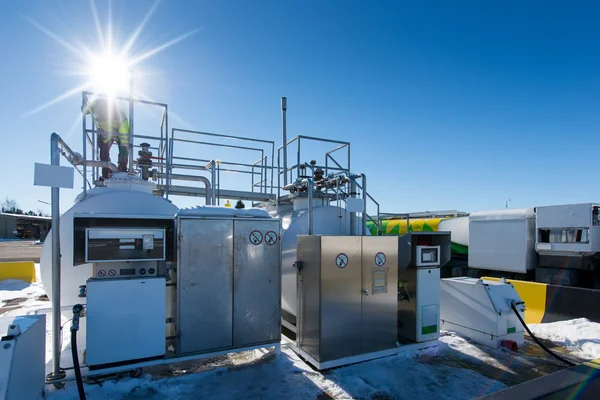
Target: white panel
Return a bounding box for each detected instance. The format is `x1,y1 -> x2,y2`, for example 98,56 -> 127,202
0,315 -> 45,400
416,268 -> 440,341
536,203 -> 592,229
33,162 -> 74,188
440,278 -> 525,348
346,198 -> 364,212
469,217 -> 537,273
87,278 -> 166,366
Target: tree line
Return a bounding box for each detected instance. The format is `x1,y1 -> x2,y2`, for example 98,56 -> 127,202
1,197 -> 49,217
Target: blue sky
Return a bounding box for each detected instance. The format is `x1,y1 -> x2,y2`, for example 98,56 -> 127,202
1,0 -> 600,215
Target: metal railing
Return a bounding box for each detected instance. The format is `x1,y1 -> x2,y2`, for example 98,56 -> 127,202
81,91 -> 169,195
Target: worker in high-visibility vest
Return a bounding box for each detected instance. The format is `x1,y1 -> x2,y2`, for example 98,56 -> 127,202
83,98 -> 130,179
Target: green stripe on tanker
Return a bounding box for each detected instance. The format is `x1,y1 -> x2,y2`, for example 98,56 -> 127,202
367,216 -> 470,255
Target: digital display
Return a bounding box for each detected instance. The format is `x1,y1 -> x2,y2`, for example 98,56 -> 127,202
120,268 -> 136,276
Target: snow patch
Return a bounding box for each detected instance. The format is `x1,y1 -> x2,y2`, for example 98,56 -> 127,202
529,318 -> 600,360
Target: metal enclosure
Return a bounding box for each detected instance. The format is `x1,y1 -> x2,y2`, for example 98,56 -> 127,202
0,315 -> 45,400
176,209 -> 281,356
296,235 -> 398,368
536,203 -> 600,256
398,232 -> 450,343
469,209 -> 537,273
440,277 -> 525,348
86,278 -> 166,366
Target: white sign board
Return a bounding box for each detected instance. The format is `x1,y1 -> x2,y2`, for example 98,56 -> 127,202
33,163 -> 74,189
346,197 -> 364,213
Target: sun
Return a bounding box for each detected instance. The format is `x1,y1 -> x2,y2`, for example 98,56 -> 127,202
23,0 -> 199,117
87,51 -> 131,97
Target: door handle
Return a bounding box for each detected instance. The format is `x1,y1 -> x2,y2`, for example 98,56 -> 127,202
362,289 -> 369,296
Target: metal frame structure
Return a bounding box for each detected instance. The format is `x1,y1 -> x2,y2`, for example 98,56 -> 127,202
81,91 -> 169,195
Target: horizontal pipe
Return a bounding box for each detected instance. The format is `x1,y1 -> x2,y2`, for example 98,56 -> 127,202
173,128 -> 275,146
171,137 -> 264,153
83,91 -> 168,108
83,160 -> 118,172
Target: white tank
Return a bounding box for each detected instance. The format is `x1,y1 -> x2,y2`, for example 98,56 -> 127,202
40,177 -> 179,313
271,197 -> 353,320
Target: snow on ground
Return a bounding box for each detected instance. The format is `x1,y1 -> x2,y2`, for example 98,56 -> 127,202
45,342 -> 505,400
2,268 -> 598,399
0,264 -> 71,366
529,318 -> 600,360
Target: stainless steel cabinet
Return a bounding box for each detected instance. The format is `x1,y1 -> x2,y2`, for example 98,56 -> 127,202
297,235 -> 398,364
177,216 -> 281,356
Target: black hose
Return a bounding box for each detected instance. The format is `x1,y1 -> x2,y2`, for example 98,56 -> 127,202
71,304 -> 87,400
511,302 -> 576,367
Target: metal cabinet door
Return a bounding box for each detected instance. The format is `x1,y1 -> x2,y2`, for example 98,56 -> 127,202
177,218 -> 233,354
361,236 -> 398,353
233,220 -> 281,347
320,236 -> 362,361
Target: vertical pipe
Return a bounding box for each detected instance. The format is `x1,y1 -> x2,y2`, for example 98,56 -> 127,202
211,160 -> 216,205
350,177 -> 357,235
307,178 -> 313,235
282,97 -> 288,186
296,138 -> 301,182
91,118 -> 96,182
82,93 -> 87,196
128,72 -> 135,174
164,106 -> 169,191
49,133 -> 65,381
276,150 -> 280,215
270,144 -> 275,195
361,174 -> 367,236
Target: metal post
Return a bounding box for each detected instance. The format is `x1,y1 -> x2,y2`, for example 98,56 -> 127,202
282,97 -> 288,186
48,133 -> 66,382
82,93 -> 87,196
361,174 -> 367,236
350,177 -> 357,235
128,71 -> 135,174
210,160 -> 216,205
307,178 -> 313,235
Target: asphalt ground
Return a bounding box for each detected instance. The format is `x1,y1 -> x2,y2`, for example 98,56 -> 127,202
0,240 -> 42,262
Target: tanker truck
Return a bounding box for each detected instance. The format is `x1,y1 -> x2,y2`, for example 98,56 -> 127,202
372,204 -> 600,289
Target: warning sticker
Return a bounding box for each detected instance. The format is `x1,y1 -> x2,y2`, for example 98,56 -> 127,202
265,231 -> 278,246
249,230 -> 263,245
336,253 -> 349,269
375,252 -> 386,267
108,269 -> 116,277
97,270 -> 106,277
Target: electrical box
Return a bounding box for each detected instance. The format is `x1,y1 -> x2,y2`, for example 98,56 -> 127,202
85,228 -> 165,263
469,208 -> 537,273
440,277 -> 525,348
175,208 -> 281,356
72,215 -> 175,266
86,278 -> 166,366
536,203 -> 600,255
0,315 -> 45,400
296,235 -> 398,369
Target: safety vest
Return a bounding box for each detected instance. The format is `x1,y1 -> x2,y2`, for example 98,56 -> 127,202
88,101 -> 130,144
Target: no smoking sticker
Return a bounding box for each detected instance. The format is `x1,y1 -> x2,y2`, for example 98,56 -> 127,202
265,231 -> 278,245
249,230 -> 263,245
108,269 -> 116,276
97,270 -> 106,277
336,253 -> 349,269
375,252 -> 386,267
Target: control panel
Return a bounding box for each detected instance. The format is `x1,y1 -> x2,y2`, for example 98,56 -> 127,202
73,216 -> 176,266
92,263 -> 159,279
416,245 -> 441,267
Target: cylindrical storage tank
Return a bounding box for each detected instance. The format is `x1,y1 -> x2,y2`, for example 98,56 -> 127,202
273,197 -> 353,322
40,184 -> 179,313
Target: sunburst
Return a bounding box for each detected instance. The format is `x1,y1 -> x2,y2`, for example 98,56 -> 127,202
23,0 -> 198,118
